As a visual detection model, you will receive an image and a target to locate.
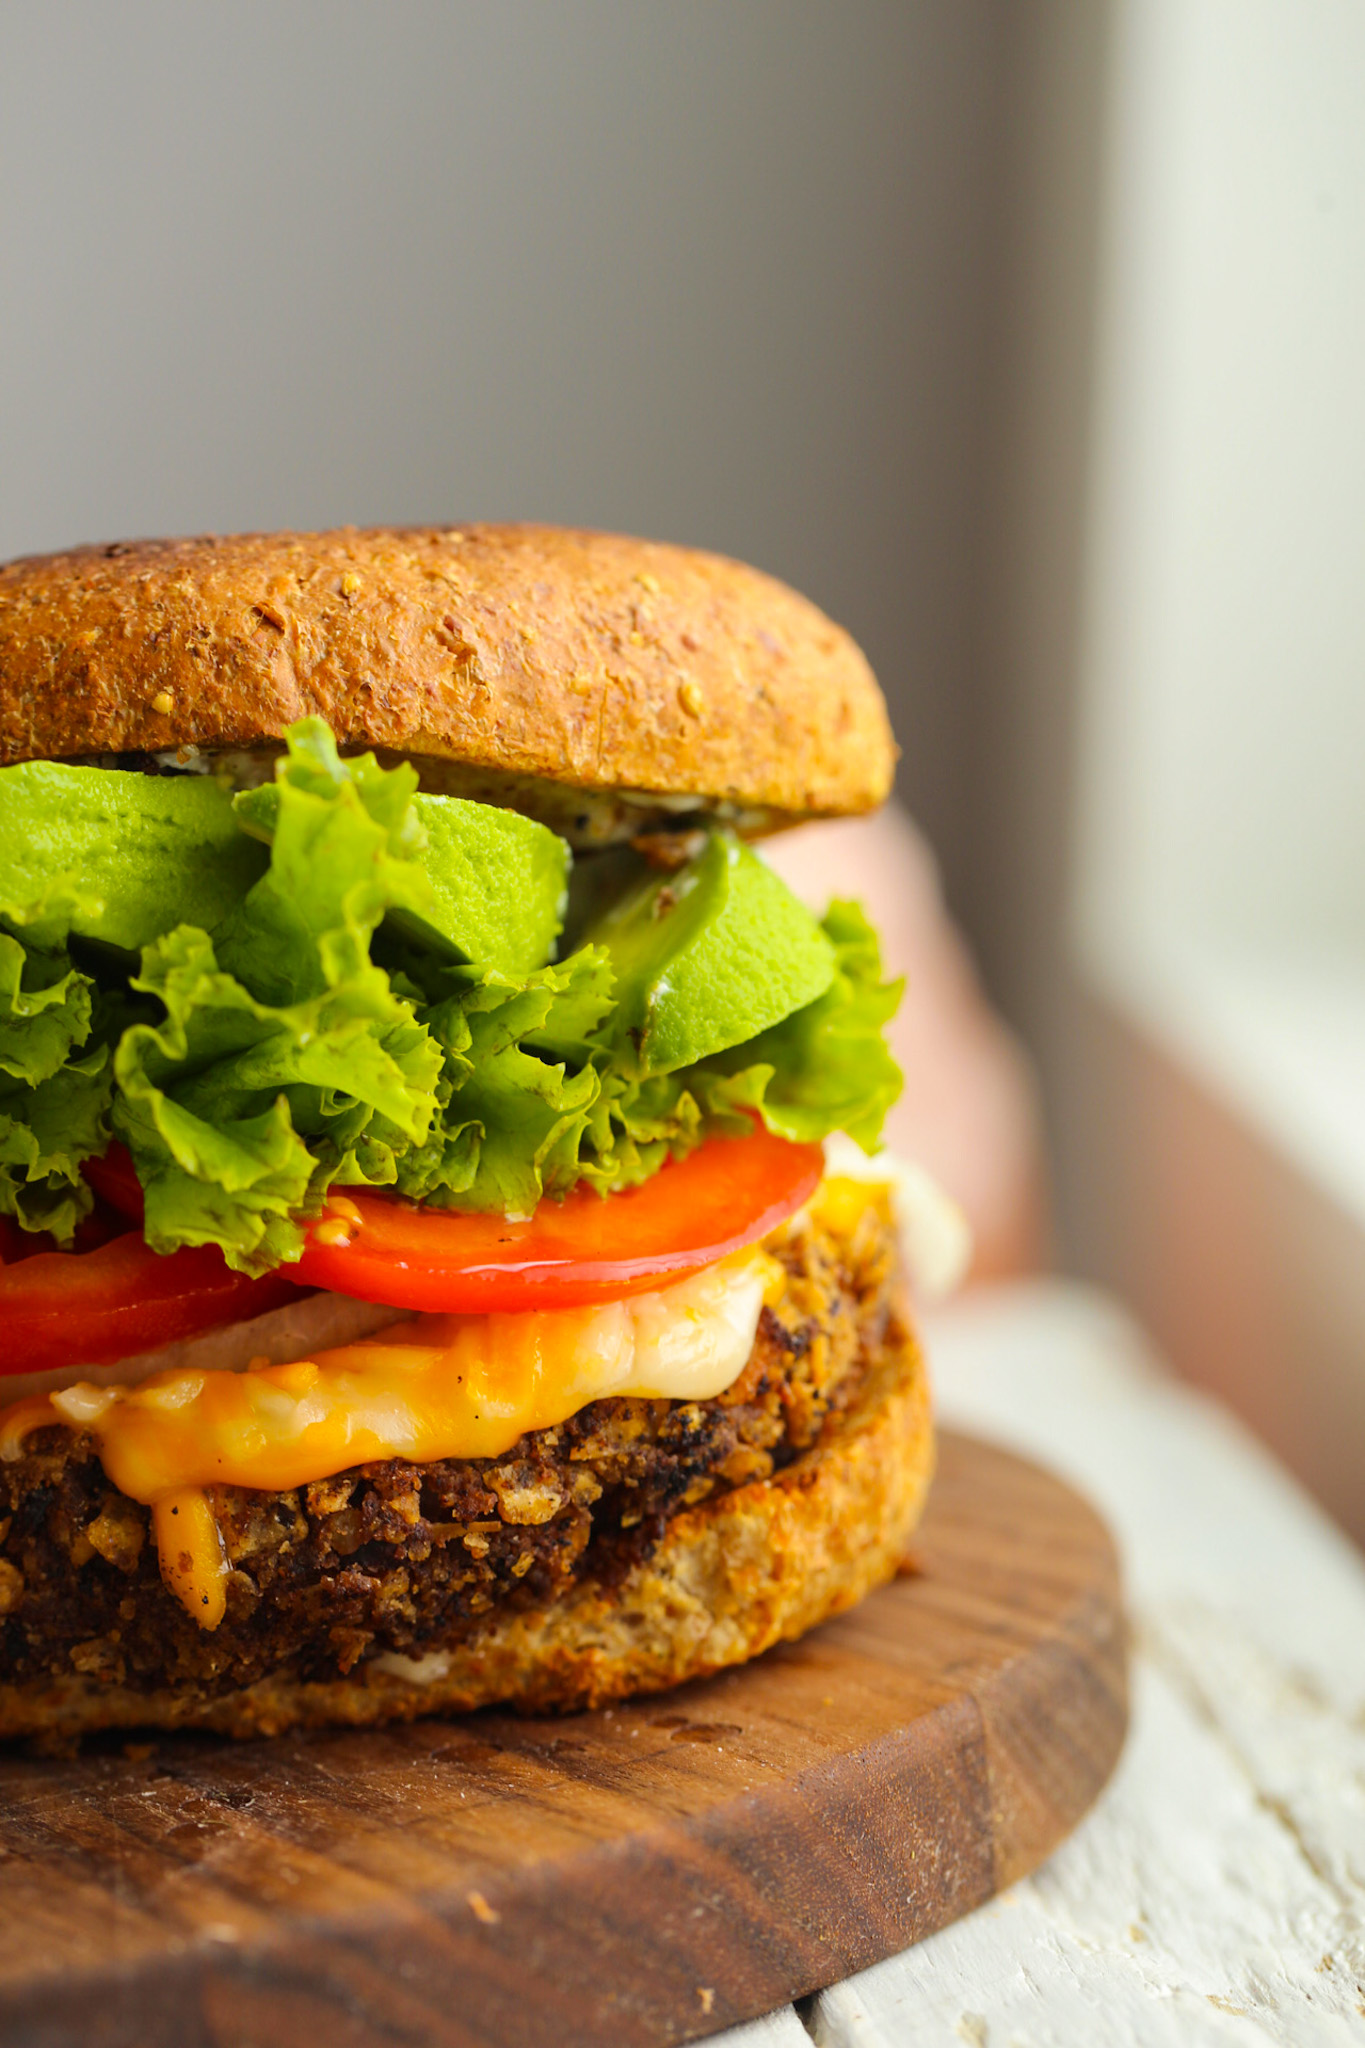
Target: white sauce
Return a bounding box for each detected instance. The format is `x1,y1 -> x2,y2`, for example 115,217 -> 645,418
821,1136 -> 972,1300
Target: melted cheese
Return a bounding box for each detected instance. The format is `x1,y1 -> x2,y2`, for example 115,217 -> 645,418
0,1246 -> 780,1630
153,1489 -> 231,1631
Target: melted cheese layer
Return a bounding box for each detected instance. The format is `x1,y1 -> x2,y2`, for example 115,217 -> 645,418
0,1246 -> 780,1629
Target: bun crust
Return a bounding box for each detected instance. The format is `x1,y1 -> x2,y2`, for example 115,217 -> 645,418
0,527 -> 896,820
0,1321 -> 931,1742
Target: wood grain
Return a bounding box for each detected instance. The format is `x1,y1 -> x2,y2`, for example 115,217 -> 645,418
0,1431 -> 1126,2048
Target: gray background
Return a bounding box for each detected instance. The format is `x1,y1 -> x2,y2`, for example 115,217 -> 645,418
0,0 -> 1002,909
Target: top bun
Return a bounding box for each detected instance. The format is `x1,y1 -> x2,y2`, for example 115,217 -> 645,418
0,527 -> 896,828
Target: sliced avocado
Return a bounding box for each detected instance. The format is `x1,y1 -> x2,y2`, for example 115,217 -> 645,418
0,762 -> 268,954
582,829 -> 836,1075
235,783 -> 568,977
403,794 -> 568,976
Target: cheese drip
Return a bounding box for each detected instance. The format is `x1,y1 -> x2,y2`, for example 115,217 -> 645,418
0,1246 -> 779,1630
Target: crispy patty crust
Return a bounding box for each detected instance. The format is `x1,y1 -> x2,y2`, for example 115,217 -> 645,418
0,1194 -> 899,1712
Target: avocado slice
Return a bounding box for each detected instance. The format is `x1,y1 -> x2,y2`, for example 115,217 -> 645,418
234,783 -> 568,978
582,829 -> 836,1075
402,794 -> 568,977
0,762 -> 268,953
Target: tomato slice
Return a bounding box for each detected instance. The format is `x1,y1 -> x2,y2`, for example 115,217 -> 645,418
0,1234 -> 303,1378
291,1127 -> 823,1312
84,1126 -> 824,1318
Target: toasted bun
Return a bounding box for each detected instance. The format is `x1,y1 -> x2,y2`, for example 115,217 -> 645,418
0,1321 -> 931,1742
0,527 -> 896,822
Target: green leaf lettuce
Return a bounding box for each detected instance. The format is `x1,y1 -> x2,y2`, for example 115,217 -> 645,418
0,719 -> 905,1269
0,877 -> 113,1240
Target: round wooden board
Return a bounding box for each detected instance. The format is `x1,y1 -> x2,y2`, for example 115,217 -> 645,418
0,1431 -> 1126,2048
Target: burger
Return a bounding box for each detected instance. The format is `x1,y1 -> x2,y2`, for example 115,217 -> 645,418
0,526 -> 955,1742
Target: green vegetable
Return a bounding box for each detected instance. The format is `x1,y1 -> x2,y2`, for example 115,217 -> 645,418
569,900 -> 902,1196
392,904 -> 900,1219
112,923 -> 442,1272
0,876 -> 112,1239
113,726 -> 446,1272
697,902 -> 904,1149
0,718 -> 904,1267
237,749 -> 568,980
577,829 -> 836,1075
0,1049 -> 113,1240
401,795 -> 568,979
394,948 -> 615,1220
0,760 -> 267,956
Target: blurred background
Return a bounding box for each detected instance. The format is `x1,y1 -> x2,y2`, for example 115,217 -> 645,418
2,2 -> 1362,1539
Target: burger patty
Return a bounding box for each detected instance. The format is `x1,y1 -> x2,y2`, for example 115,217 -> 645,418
0,1193 -> 899,1708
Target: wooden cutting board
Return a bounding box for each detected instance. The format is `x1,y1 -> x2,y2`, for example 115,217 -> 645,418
0,1430 -> 1126,2048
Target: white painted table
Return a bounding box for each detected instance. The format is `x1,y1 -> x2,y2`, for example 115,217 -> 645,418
713,1281 -> 1365,2046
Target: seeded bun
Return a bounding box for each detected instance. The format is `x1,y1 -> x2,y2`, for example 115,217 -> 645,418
0,1318 -> 930,1742
0,527 -> 896,826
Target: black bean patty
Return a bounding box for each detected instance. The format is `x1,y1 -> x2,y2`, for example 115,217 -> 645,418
0,1193 -> 898,1704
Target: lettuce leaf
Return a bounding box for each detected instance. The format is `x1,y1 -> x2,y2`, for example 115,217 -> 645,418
217,720 -> 435,1007
0,718 -> 905,1263
394,949 -> 615,1218
536,904 -> 900,1199
392,901 -> 903,1218
697,901 -> 904,1150
0,1049 -> 112,1240
0,877 -> 114,1238
110,726 -> 447,1272
111,923 -> 441,1271
0,934 -> 94,1093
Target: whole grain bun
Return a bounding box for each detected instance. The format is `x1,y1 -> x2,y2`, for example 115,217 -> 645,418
0,527 -> 896,824
0,1321 -> 930,1742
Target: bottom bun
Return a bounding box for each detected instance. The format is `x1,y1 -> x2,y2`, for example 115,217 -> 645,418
0,1319 -> 932,1743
